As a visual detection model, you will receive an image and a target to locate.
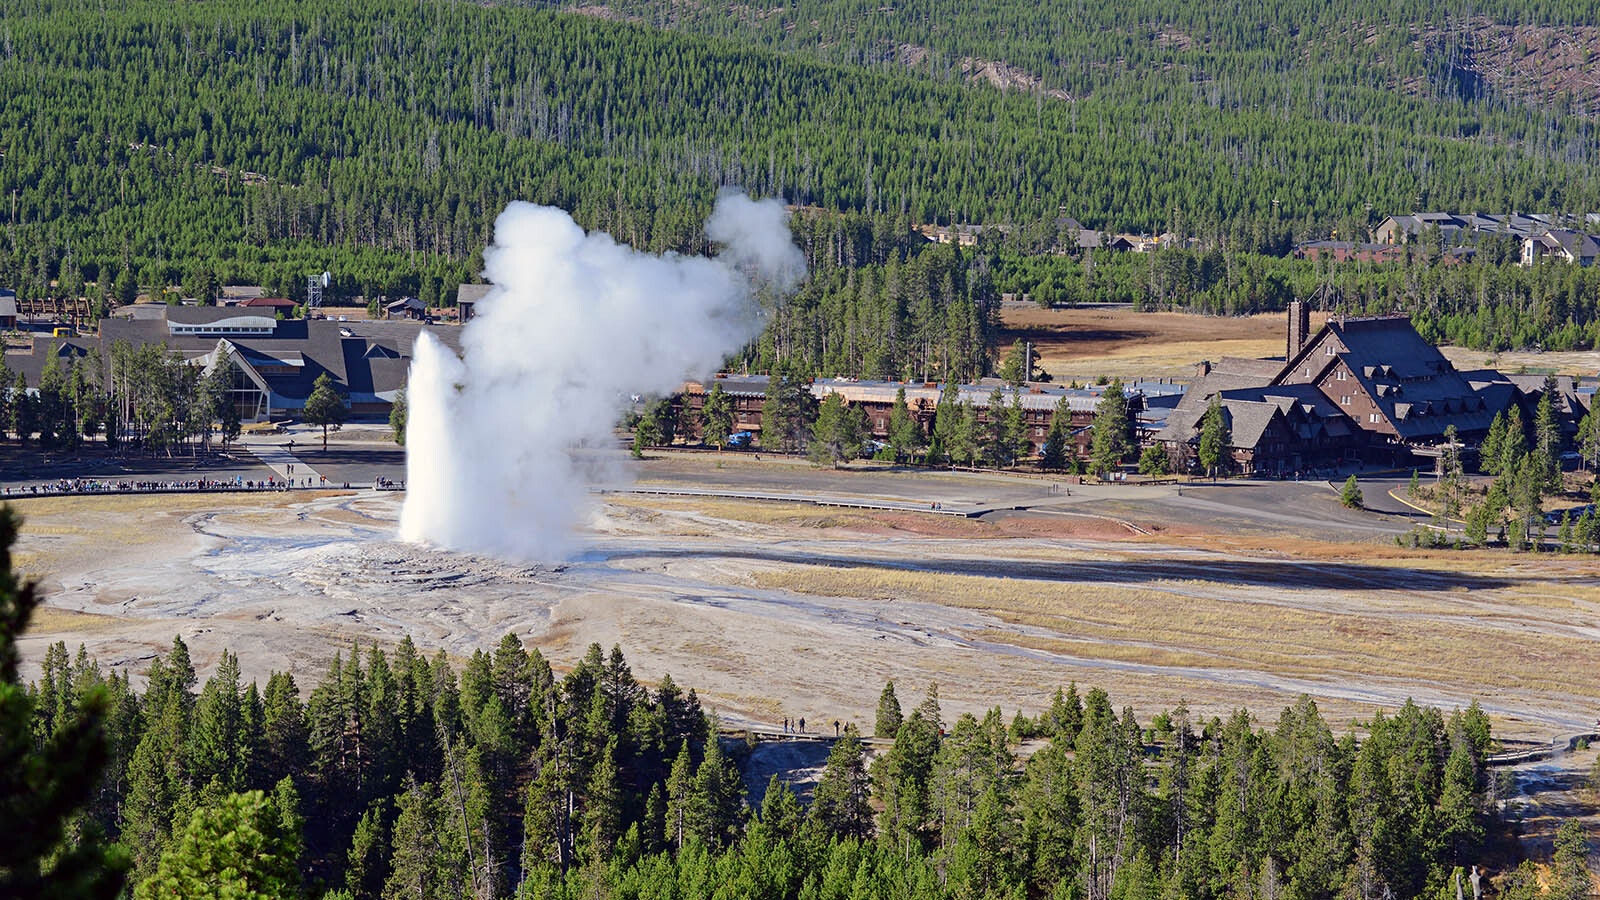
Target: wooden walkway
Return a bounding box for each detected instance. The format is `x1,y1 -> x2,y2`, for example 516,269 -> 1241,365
594,486 -> 1012,518
1485,732 -> 1597,767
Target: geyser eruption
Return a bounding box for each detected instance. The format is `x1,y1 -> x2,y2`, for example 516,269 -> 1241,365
399,192 -> 805,562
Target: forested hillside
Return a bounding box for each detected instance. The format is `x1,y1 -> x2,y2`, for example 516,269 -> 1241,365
565,0 -> 1600,114
4,0 -> 1600,291
27,633 -> 1511,900
3,0 -> 1600,377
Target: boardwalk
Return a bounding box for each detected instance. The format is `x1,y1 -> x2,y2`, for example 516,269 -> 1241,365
594,486 -> 1013,517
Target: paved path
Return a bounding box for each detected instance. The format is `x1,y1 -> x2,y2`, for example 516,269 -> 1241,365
240,437 -> 327,487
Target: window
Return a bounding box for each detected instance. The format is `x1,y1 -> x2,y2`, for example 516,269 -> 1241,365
1325,344 -> 1335,356
1341,395 -> 1351,405
1336,369 -> 1347,381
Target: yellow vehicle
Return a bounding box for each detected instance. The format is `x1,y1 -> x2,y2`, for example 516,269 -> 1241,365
52,327 -> 73,337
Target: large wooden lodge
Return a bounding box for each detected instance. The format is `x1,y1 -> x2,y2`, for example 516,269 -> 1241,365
1156,302 -> 1586,474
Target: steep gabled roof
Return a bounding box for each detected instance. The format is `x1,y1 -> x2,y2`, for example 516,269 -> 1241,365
1290,316 -> 1501,439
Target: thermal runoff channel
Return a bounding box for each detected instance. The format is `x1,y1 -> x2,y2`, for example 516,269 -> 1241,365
400,192 -> 805,562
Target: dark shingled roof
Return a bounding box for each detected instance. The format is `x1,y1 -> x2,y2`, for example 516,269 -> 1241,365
3,337 -> 97,387
1278,316 -> 1505,440
456,284 -> 494,304
1159,383 -> 1331,446
5,308 -> 468,414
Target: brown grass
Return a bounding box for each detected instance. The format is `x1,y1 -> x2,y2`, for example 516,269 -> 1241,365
751,564 -> 1598,696
997,307 -> 1327,380
998,306 -> 1600,381
27,607 -> 127,635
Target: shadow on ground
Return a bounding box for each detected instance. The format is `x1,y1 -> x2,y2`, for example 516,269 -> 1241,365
597,546 -> 1520,592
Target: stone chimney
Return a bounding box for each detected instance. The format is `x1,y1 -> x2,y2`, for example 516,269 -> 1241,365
1287,299 -> 1310,360
1195,359 -> 1212,378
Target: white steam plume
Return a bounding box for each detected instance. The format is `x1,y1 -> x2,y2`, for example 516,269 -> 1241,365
399,191 -> 805,562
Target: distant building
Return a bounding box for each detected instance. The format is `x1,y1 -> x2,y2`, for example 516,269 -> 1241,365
0,288 -> 16,329
1521,229 -> 1600,267
1157,301 -> 1532,473
219,285 -> 268,305
65,306 -> 461,421
1056,217 -> 1104,251
3,335 -> 97,390
675,374 -> 1152,457
240,297 -> 299,314
1374,211 -> 1558,245
917,224 -> 988,247
385,297 -> 427,320
456,284 -> 493,323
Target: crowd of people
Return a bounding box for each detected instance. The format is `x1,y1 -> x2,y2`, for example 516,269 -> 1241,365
1,476 -> 342,496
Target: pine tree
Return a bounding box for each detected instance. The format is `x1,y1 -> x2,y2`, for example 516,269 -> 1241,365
346,803 -> 390,900
873,708 -> 940,857
1534,383 -> 1562,490
260,672 -> 307,789
1576,407 -> 1600,472
581,737 -> 623,864
190,649 -> 246,792
522,738 -> 575,872
702,383 -> 735,450
1550,818 -> 1592,900
984,386 -> 1009,466
1138,444 -> 1170,477
998,339 -> 1030,386
951,399 -> 979,466
1089,380 -> 1132,479
1480,410 -> 1507,475
664,740 -> 696,852
809,392 -> 862,467
758,776 -> 803,837
945,782 -> 1020,897
0,507 -> 130,899
692,737 -> 745,848
389,388 -> 407,447
1018,734 -> 1078,896
1005,390 -> 1030,465
0,361 -> 10,442
1498,405 -> 1528,478
133,787 -> 302,900
875,680 -> 902,738
10,370 -> 34,445
760,363 -> 817,453
1340,474 -> 1364,509
122,638 -> 198,879
1198,396 -> 1231,479
1040,396 -> 1072,471
887,386 -> 924,462
302,372 -> 347,451
387,776 -> 448,900
808,727 -> 872,840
